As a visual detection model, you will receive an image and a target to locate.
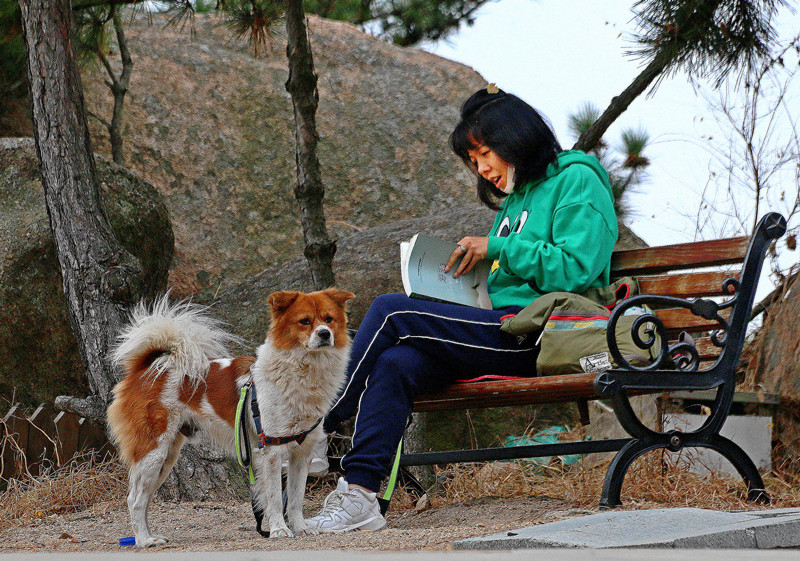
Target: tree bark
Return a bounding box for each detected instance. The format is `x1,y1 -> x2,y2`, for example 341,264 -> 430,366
103,7 -> 133,166
284,0 -> 337,290
18,0 -> 143,403
573,53 -> 671,153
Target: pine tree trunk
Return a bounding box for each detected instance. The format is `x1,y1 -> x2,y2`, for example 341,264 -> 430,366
20,0 -> 237,499
573,53 -> 670,153
18,0 -> 143,403
284,0 -> 337,290
108,8 -> 132,167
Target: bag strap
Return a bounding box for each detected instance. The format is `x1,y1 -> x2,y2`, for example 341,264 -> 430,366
580,276 -> 640,309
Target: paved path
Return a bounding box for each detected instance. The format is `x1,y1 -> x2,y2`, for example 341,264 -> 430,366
2,550 -> 800,561
456,507 -> 800,550
5,507 -> 800,559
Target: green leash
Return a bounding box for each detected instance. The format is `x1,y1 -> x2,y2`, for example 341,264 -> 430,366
382,439 -> 403,502
236,382 -> 403,508
234,383 -> 256,485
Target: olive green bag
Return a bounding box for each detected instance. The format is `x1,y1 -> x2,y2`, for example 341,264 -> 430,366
501,278 -> 660,376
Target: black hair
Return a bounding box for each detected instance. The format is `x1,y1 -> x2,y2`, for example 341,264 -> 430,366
450,87 -> 563,210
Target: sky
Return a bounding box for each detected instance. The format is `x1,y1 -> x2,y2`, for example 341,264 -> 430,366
420,0 -> 800,254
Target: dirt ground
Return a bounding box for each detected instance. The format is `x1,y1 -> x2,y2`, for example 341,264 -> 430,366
0,484 -> 587,552
5,445 -> 793,553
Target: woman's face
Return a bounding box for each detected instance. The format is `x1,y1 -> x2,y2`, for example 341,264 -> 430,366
467,144 -> 510,192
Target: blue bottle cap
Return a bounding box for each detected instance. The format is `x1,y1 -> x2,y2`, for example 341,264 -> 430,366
119,536 -> 136,546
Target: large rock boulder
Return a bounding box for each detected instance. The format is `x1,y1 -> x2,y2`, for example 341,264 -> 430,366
0,138 -> 173,406
747,276 -> 800,401
80,13 -> 485,299
212,202 -> 496,344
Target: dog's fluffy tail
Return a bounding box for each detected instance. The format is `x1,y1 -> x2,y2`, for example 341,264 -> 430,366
112,294 -> 239,384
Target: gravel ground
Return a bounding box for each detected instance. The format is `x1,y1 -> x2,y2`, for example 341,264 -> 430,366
0,487 -> 590,552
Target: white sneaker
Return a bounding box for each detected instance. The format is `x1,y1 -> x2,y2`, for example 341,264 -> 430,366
280,435 -> 329,477
308,435 -> 330,477
304,477 -> 387,533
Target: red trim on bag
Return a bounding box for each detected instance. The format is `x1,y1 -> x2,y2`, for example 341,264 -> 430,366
499,314 -> 516,321
606,282 -> 632,311
548,314 -> 609,321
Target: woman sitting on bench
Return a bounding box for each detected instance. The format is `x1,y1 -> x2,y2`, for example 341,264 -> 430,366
304,85 -> 619,533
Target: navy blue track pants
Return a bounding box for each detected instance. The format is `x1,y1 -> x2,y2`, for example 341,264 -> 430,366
323,293 -> 539,492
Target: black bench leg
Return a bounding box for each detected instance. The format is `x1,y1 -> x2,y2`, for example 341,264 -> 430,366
700,434 -> 770,504
599,438 -> 660,509
600,434 -> 771,509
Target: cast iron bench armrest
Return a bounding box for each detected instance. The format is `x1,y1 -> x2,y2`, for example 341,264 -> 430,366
597,212 -> 789,399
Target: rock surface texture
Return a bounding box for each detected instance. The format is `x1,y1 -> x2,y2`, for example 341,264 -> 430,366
81,13 -> 486,297
0,138 -> 173,405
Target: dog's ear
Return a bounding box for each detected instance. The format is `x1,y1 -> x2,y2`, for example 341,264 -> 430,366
323,288 -> 355,308
268,291 -> 300,313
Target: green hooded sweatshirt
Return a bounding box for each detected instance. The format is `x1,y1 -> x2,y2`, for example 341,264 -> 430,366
486,150 -> 618,309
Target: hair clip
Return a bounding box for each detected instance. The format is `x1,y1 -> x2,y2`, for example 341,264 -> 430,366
486,83 -> 499,94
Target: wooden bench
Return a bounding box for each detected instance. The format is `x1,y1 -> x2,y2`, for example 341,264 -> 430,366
400,212 -> 787,508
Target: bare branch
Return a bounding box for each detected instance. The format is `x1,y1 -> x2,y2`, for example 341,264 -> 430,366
54,395 -> 107,424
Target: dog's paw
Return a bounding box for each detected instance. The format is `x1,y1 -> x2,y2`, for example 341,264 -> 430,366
288,519 -> 318,536
269,527 -> 294,539
136,536 -> 168,548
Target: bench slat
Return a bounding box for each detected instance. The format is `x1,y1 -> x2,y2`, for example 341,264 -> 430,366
415,336 -> 722,413
655,307 -> 730,332
414,373 -> 598,411
690,337 -> 721,360
612,237 -> 749,276
637,271 -> 740,298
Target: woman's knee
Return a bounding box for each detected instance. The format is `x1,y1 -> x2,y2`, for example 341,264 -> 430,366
369,345 -> 436,396
367,293 -> 410,316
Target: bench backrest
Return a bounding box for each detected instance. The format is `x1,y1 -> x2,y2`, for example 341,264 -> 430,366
611,236 -> 750,366
610,212 -> 786,373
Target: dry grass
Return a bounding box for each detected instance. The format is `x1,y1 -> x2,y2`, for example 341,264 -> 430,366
0,429 -> 127,531
429,423 -> 800,513
4,417 -> 800,536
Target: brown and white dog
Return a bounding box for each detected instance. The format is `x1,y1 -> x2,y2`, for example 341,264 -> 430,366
107,289 -> 354,547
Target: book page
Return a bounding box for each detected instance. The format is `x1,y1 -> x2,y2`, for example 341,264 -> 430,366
401,233 -> 491,309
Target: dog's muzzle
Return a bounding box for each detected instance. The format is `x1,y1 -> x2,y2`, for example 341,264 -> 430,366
309,326 -> 334,349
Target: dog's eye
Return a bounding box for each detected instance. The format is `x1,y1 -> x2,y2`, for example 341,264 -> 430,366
325,316 -> 334,323
299,318 -> 312,326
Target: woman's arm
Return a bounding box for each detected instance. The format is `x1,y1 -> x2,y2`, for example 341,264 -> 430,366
488,201 -> 616,293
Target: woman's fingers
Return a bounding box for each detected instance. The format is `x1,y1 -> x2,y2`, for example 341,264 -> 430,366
445,237 -> 489,277
445,245 -> 466,273
454,251 -> 477,277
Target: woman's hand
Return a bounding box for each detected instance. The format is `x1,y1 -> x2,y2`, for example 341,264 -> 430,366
445,236 -> 489,278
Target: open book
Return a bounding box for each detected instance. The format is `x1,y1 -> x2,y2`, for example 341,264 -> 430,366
400,233 -> 492,309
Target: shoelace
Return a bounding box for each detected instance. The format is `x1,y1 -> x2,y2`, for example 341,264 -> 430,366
317,490 -> 347,517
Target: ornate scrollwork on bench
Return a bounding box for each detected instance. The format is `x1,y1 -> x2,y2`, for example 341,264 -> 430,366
605,276 -> 741,373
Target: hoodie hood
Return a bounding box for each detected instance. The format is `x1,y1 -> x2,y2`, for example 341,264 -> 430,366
527,150 -> 613,201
